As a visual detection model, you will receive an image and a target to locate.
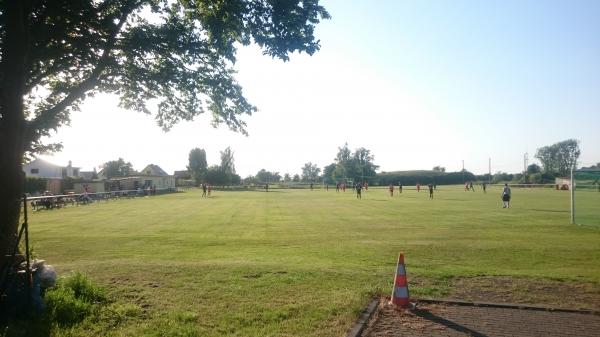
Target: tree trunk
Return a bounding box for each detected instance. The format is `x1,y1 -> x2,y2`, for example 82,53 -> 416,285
0,1 -> 28,266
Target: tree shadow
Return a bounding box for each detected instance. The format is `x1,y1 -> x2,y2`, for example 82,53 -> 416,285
2,316 -> 51,337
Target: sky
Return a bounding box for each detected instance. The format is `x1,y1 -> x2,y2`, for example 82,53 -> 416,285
41,0 -> 600,177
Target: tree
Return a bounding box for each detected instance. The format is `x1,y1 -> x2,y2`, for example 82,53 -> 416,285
301,162 -> 321,182
292,174 -> 301,182
0,1 -> 330,261
322,163 -> 336,184
332,144 -> 378,182
352,147 -> 378,181
527,163 -> 541,174
256,169 -> 280,183
102,158 -> 134,178
187,148 -> 207,185
204,165 -> 227,186
535,139 -> 580,176
219,147 -> 236,186
283,173 -> 291,182
432,166 -> 446,173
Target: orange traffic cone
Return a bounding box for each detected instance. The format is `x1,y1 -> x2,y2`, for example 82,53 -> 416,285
390,252 -> 411,308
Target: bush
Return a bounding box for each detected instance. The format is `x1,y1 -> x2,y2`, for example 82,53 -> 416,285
24,177 -> 47,194
61,272 -> 106,303
45,287 -> 94,325
44,272 -> 107,326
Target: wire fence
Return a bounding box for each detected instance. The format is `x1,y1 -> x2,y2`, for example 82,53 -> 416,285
24,187 -> 178,211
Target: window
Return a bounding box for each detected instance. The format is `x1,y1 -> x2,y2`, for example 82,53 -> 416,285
30,168 -> 39,174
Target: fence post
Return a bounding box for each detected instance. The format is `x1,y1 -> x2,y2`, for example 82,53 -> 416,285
23,194 -> 32,310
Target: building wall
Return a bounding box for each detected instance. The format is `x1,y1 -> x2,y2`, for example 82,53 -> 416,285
23,159 -> 62,178
45,178 -> 62,195
73,182 -> 106,194
23,159 -> 80,179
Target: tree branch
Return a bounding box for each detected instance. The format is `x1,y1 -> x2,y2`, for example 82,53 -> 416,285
25,5 -> 133,141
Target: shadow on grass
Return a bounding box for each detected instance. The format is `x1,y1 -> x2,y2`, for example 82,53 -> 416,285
528,209 -> 569,213
2,317 -> 51,337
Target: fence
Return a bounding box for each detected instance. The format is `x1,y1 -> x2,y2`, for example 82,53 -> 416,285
24,187 -> 178,211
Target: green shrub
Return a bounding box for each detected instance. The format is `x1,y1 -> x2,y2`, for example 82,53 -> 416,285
44,272 -> 106,326
61,272 -> 106,303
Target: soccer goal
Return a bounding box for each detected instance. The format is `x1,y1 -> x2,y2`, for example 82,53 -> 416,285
572,169 -> 600,226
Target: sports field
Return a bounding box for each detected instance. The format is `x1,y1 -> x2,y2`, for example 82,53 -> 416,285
20,186 -> 600,336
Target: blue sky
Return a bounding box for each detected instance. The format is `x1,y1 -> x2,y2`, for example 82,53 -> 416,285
43,0 -> 600,176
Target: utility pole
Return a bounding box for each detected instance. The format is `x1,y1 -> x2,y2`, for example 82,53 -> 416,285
524,152 -> 529,183
489,157 -> 491,184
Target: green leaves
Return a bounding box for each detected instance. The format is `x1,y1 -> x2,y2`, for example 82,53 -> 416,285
7,0 -> 330,153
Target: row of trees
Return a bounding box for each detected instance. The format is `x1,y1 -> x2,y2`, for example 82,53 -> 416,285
186,139 -> 585,187
244,143 -> 378,185
187,147 -> 240,186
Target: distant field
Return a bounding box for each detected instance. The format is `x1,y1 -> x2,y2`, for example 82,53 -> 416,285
19,185 -> 600,336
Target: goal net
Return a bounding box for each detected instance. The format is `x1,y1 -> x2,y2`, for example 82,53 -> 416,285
574,169 -> 600,226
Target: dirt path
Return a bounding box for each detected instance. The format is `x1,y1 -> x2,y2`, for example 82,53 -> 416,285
361,299 -> 600,337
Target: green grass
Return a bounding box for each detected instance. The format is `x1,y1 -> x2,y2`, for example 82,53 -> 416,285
14,186 -> 600,336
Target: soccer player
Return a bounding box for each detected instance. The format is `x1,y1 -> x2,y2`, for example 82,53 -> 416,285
501,183 -> 511,208
482,182 -> 487,194
202,183 -> 207,197
399,183 -> 403,193
356,183 -> 362,199
428,183 -> 434,199
389,184 -> 394,197
416,183 -> 420,192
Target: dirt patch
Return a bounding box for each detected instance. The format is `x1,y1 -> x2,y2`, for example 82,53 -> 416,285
448,276 -> 600,310
361,300 -> 452,337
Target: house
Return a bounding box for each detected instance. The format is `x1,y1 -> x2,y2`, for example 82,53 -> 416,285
174,170 -> 191,179
141,164 -> 168,176
79,171 -> 97,180
174,170 -> 194,186
23,158 -> 80,179
108,175 -> 175,190
106,164 -> 175,191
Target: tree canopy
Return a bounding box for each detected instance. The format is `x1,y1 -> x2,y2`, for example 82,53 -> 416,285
0,0 -> 330,263
102,158 -> 134,178
301,162 -> 320,182
255,169 -> 281,183
535,139 -> 581,176
187,148 -> 208,185
330,144 -> 378,182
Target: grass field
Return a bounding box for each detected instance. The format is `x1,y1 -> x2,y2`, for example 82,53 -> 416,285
9,185 -> 600,336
